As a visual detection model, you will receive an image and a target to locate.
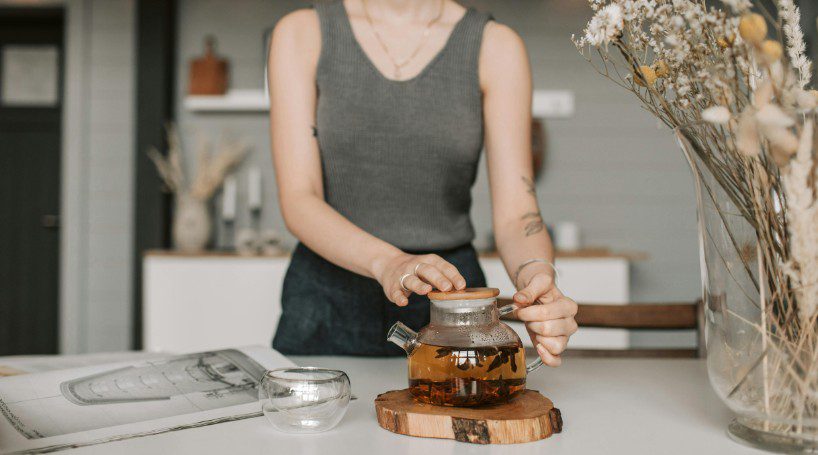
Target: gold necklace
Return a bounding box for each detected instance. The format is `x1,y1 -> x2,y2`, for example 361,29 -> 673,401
362,0 -> 445,79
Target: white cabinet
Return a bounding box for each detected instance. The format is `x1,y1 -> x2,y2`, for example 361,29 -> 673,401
143,252 -> 631,353
480,256 -> 630,350
143,253 -> 288,353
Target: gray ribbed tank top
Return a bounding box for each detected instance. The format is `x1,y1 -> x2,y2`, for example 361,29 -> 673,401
314,1 -> 491,251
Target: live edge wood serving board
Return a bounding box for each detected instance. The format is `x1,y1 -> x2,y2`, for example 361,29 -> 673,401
374,389 -> 562,444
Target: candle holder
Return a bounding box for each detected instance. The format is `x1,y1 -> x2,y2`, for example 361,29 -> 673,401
219,174 -> 238,251
250,207 -> 261,231
221,218 -> 235,251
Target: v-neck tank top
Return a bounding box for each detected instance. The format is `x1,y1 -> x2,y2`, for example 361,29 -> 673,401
313,1 -> 492,250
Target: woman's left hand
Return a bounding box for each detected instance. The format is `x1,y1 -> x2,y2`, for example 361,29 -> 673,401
512,272 -> 578,367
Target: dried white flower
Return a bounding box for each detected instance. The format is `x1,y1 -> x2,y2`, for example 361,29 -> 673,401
761,125 -> 799,155
777,0 -> 812,88
585,4 -> 624,46
671,15 -> 685,29
768,61 -> 788,87
736,109 -> 761,157
702,106 -> 732,124
753,80 -> 774,107
571,33 -> 586,50
721,0 -> 752,13
676,74 -> 691,96
621,0 -> 657,21
589,0 -> 605,12
795,89 -> 818,111
756,104 -> 795,129
782,120 -> 818,321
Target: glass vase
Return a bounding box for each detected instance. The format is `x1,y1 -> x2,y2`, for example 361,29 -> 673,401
677,126 -> 818,453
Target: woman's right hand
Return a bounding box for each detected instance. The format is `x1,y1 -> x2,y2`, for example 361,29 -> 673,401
375,253 -> 467,306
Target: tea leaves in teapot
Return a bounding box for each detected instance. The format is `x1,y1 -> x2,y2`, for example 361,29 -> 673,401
486,353 -> 505,372
485,346 -> 519,373
456,362 -> 471,371
408,342 -> 527,406
479,346 -> 499,356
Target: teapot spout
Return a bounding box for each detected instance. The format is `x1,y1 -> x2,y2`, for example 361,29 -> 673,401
387,322 -> 418,355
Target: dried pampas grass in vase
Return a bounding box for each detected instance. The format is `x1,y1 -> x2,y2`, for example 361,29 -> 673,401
575,0 -> 818,451
149,125 -> 247,252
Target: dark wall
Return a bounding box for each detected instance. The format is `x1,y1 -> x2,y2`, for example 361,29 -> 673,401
133,0 -> 176,349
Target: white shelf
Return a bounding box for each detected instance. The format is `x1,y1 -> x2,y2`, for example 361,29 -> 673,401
185,88 -> 576,118
184,89 -> 268,112
532,89 -> 575,118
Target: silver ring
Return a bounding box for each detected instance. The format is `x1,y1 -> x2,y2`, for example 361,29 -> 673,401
413,263 -> 425,276
399,273 -> 413,292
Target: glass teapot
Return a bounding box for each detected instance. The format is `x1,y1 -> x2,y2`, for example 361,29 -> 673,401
387,287 -> 543,407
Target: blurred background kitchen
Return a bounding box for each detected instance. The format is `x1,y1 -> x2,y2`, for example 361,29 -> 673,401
4,0 -> 816,358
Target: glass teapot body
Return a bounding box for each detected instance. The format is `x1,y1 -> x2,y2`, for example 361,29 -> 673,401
388,288 -> 534,407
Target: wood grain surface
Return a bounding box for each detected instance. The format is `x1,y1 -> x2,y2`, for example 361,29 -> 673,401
374,389 -> 562,444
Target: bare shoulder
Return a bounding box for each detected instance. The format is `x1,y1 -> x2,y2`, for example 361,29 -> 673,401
479,22 -> 530,88
481,22 -> 528,64
443,1 -> 467,25
274,8 -> 319,37
270,8 -> 320,66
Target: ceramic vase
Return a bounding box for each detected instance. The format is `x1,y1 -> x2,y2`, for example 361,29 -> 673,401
172,193 -> 211,253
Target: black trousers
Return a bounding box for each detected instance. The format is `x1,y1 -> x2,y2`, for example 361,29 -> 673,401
272,242 -> 486,356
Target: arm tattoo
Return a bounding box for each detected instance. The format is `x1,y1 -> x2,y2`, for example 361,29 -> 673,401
522,211 -> 545,236
521,176 -> 544,236
521,176 -> 537,197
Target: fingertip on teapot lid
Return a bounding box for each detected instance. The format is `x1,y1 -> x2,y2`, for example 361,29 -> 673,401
427,287 -> 500,300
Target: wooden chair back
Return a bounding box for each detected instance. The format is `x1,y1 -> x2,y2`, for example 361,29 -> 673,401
497,298 -> 705,358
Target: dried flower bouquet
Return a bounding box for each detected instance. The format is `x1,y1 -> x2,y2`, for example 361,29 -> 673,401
148,125 -> 247,201
574,0 -> 818,445
148,125 -> 247,252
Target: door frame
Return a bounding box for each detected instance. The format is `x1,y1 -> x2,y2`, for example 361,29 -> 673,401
0,0 -> 174,353
0,0 -> 77,351
0,5 -> 64,354
59,0 -> 89,353
0,0 -> 131,353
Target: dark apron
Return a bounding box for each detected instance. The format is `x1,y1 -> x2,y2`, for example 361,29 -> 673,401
272,242 -> 486,356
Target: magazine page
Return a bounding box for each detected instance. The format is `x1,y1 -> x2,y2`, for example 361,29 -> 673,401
0,346 -> 293,454
0,352 -> 171,376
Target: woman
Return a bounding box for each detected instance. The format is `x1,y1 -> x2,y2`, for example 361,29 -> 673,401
267,0 -> 577,366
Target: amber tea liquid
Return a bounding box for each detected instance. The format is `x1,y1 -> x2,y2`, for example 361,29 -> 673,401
408,342 -> 526,406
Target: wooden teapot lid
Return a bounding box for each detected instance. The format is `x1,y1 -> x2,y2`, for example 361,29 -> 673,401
427,287 -> 500,301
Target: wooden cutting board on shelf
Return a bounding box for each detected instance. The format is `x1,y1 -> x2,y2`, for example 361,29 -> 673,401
374,389 -> 562,444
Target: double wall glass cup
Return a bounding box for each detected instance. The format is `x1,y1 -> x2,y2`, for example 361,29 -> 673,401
259,367 -> 351,433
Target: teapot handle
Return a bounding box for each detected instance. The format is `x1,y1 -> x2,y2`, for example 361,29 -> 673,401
497,303 -> 544,374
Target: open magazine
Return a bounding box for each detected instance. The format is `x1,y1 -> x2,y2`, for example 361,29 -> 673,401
0,346 -> 293,454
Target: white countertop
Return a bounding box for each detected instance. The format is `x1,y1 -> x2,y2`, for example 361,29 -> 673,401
62,356 -> 759,455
